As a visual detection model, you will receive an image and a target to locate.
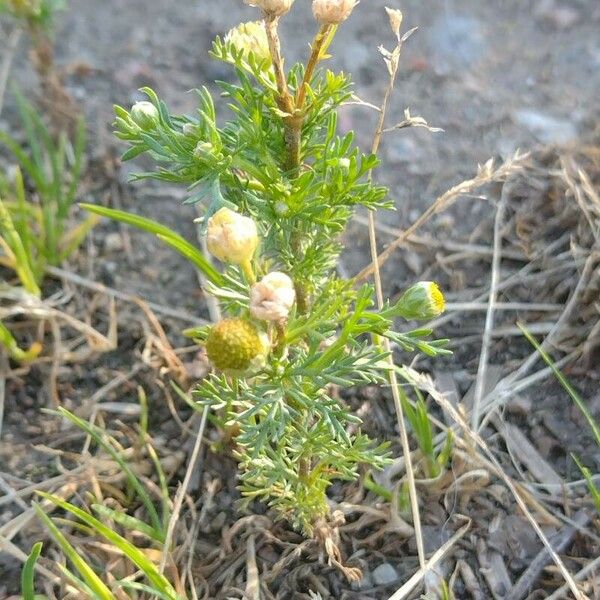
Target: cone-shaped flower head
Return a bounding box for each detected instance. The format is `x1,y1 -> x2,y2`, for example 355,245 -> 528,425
250,272 -> 296,322
396,282 -> 446,320
206,318 -> 268,371
206,207 -> 259,265
130,101 -> 159,130
312,0 -> 358,24
244,0 -> 294,17
225,21 -> 272,64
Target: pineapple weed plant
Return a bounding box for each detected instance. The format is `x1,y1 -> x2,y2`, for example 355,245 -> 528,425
87,0 -> 450,536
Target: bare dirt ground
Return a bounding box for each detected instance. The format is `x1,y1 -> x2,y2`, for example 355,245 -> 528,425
1,0 -> 599,598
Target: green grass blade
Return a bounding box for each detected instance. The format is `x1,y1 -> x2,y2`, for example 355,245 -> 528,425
519,323 -> 600,446
0,131 -> 47,194
55,563 -> 101,600
32,503 -> 114,600
115,580 -> 178,600
80,203 -> 224,286
38,493 -> 181,600
91,504 -> 163,542
572,455 -> 600,513
55,407 -> 163,533
59,214 -> 99,262
12,168 -> 34,269
21,542 -> 43,600
63,118 -> 86,215
0,197 -> 41,295
13,89 -> 44,177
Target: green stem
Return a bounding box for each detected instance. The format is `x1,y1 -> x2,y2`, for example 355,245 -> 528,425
240,259 -> 256,285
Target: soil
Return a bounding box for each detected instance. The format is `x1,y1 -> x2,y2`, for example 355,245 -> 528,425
1,0 -> 600,598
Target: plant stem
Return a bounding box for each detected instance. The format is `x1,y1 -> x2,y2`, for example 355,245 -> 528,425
365,34 -> 427,570
263,16 -> 299,172
241,259 -> 256,285
273,319 -> 287,358
296,24 -> 334,110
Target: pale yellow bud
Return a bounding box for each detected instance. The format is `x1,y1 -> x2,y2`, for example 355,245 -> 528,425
225,21 -> 272,65
130,101 -> 159,130
206,207 -> 259,265
244,0 -> 294,17
312,0 -> 358,24
193,141 -> 214,159
250,272 -> 296,321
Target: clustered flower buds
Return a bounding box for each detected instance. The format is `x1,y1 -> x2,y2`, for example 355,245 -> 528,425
206,207 -> 259,265
396,282 -> 446,321
244,0 -> 294,17
130,101 -> 159,130
312,0 -> 358,25
250,272 -> 296,322
206,318 -> 268,371
225,21 -> 272,65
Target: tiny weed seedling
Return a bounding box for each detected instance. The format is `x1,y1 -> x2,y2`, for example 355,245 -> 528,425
0,92 -> 92,275
521,324 -> 600,514
85,0 -> 451,536
0,94 -> 94,360
23,406 -> 183,599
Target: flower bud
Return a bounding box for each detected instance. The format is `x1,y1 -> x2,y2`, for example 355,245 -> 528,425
312,0 -> 358,24
182,123 -> 198,137
206,318 -> 269,371
193,141 -> 214,159
244,0 -> 294,17
130,101 -> 159,130
395,282 -> 446,321
225,21 -> 272,64
250,272 -> 296,322
206,207 -> 259,265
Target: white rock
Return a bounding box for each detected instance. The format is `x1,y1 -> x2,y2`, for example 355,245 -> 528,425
372,562 -> 399,586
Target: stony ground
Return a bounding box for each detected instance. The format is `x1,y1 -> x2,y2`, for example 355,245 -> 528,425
1,0 -> 599,598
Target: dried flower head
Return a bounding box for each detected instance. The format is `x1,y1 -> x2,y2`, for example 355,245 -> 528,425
250,272 -> 296,321
244,0 -> 294,17
206,318 -> 268,371
130,101 -> 159,130
206,207 -> 259,265
395,282 -> 446,321
225,21 -> 272,64
312,0 -> 358,25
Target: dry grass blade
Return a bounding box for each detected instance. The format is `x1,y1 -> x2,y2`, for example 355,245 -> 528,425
356,151 -> 528,282
159,407 -> 209,575
366,7 -> 426,570
46,265 -> 206,325
403,367 -> 589,600
471,188 -> 507,430
387,517 -> 470,599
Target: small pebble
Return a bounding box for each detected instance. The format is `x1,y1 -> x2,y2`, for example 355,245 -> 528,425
372,562 -> 399,586
514,109 -> 578,145
104,232 -> 124,252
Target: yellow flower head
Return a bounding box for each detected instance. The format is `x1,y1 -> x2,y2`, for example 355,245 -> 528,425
206,318 -> 268,372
